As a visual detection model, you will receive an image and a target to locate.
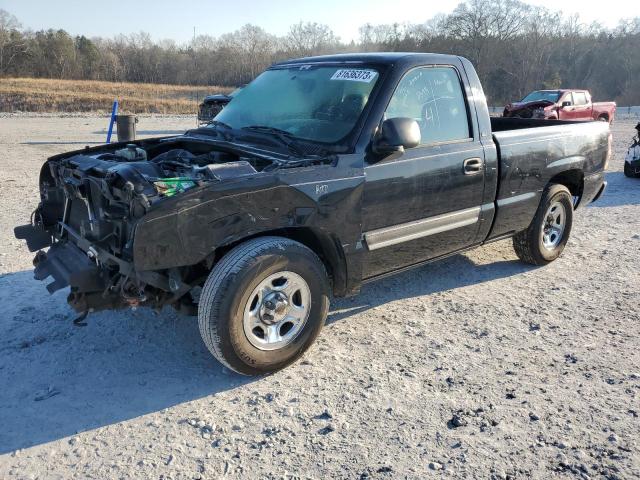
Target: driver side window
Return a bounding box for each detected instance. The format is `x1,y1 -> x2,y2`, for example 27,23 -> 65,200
562,93 -> 573,105
573,92 -> 587,105
385,66 -> 470,145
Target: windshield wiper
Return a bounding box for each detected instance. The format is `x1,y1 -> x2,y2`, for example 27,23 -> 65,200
201,120 -> 234,140
242,125 -> 294,135
209,120 -> 232,129
241,125 -> 305,157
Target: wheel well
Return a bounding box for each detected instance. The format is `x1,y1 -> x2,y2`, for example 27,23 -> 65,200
598,113 -> 609,121
548,169 -> 584,207
211,228 -> 347,297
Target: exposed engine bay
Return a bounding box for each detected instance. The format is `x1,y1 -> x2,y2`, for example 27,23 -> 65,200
42,143 -> 262,241
16,138 -> 279,316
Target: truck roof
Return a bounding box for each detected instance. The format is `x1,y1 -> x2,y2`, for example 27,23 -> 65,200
534,89 -> 589,94
274,52 -> 462,67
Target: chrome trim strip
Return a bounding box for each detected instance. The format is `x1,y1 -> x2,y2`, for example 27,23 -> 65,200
364,206 -> 481,251
292,176 -> 365,187
366,147 -> 481,168
496,191 -> 536,207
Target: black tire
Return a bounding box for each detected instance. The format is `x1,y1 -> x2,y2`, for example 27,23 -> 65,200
198,236 -> 330,375
597,115 -> 609,122
624,162 -> 638,178
513,184 -> 574,266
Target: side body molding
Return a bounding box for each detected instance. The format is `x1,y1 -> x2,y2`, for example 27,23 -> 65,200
363,206 -> 481,251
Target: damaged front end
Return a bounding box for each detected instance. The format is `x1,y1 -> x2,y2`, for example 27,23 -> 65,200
503,100 -> 555,119
15,138 -> 269,316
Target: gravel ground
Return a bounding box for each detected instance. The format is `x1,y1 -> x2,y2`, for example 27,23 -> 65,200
0,116 -> 638,480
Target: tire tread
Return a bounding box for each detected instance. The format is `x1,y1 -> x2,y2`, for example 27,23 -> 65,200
198,236 -> 326,374
512,184 -> 572,266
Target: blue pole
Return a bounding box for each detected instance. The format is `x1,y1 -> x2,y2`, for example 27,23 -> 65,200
106,100 -> 118,143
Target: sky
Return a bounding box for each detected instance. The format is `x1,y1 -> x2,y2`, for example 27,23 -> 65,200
0,0 -> 631,43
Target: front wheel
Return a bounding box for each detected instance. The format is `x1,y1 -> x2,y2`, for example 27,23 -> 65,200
624,162 -> 639,178
198,237 -> 330,375
513,184 -> 574,266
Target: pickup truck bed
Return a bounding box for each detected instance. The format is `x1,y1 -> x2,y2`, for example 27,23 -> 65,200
15,52 -> 610,374
488,117 -> 608,239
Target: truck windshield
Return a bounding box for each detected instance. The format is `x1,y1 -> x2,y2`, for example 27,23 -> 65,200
213,65 -> 381,144
521,91 -> 560,103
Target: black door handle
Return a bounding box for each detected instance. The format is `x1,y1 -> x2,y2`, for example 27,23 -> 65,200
463,157 -> 483,175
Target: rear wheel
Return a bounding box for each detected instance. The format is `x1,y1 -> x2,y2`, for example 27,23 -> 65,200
513,184 -> 573,266
598,115 -> 609,122
198,236 -> 330,375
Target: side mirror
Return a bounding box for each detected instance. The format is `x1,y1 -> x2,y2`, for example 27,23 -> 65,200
373,117 -> 421,155
561,101 -> 572,107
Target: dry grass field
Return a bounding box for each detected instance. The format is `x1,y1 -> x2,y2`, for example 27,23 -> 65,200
0,78 -> 233,114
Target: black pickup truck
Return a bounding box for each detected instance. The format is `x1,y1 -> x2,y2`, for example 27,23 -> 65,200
15,53 -> 609,375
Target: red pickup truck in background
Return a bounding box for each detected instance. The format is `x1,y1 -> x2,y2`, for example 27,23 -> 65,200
503,89 -> 616,123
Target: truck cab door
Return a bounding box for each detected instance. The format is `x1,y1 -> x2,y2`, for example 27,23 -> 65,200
361,65 -> 488,279
571,91 -> 591,120
558,92 -> 574,120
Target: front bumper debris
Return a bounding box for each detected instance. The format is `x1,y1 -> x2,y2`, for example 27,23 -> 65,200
14,223 -> 52,253
15,223 -> 130,312
15,221 -> 194,313
33,241 -> 106,294
26,227 -> 127,312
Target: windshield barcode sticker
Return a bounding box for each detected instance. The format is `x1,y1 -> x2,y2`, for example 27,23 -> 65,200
331,69 -> 377,82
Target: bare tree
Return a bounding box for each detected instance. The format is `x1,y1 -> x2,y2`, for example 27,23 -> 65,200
0,5 -> 639,105
0,9 -> 27,75
218,24 -> 277,82
285,22 -> 339,56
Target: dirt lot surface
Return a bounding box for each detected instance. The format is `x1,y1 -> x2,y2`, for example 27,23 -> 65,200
0,116 -> 639,479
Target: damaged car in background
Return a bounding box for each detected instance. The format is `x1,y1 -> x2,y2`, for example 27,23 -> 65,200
197,86 -> 243,126
16,53 -> 609,375
503,89 -> 616,123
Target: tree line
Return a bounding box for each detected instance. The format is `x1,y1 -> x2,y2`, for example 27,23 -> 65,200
1,1 -> 639,105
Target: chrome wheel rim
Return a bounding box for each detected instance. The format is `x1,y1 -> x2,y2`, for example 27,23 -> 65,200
541,201 -> 566,250
243,271 -> 311,351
